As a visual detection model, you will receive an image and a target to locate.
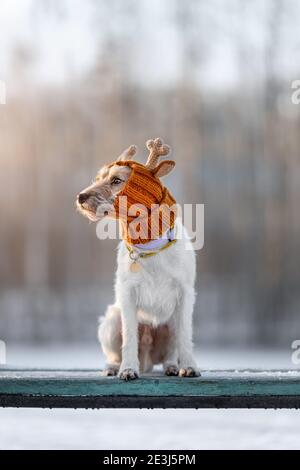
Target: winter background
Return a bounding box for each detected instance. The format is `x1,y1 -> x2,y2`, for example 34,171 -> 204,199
1,0 -> 300,450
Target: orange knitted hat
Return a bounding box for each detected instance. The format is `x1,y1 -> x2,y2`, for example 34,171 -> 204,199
112,139 -> 177,245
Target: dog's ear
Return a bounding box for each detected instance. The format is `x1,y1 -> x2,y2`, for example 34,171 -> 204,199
117,145 -> 137,162
152,160 -> 175,178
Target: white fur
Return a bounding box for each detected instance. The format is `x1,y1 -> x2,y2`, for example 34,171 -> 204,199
98,218 -> 199,379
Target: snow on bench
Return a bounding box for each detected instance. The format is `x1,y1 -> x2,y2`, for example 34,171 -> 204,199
0,369 -> 299,409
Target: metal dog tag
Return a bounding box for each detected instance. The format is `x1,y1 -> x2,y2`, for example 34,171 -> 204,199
129,250 -> 141,273
130,261 -> 141,273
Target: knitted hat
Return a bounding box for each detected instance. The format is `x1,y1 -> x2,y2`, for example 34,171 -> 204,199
112,139 -> 177,245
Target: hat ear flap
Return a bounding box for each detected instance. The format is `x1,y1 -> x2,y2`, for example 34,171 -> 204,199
152,160 -> 175,178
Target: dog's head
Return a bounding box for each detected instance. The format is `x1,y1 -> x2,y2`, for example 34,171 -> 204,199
76,138 -> 175,223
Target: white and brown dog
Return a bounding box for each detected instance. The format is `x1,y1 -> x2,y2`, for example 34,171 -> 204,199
77,138 -> 199,380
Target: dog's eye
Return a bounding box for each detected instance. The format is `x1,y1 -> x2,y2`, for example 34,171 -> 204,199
111,177 -> 123,185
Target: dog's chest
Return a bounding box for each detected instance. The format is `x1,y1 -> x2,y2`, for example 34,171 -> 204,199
134,265 -> 180,325
117,238 -> 187,325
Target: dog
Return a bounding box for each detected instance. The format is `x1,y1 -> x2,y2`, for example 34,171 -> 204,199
77,138 -> 200,380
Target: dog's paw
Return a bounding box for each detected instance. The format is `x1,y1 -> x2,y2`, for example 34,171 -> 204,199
164,365 -> 179,376
119,368 -> 139,381
179,367 -> 201,378
101,367 -> 118,377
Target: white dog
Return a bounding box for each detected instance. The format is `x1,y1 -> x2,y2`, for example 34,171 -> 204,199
77,138 -> 199,380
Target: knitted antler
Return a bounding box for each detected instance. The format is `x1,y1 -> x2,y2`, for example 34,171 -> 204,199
145,138 -> 171,170
117,144 -> 137,161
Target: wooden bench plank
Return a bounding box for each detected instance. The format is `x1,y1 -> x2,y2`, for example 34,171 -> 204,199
0,369 -> 299,409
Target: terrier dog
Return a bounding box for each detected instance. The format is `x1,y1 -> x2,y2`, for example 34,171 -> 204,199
77,138 -> 199,380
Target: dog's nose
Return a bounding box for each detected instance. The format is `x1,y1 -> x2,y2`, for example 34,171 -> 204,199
78,193 -> 89,204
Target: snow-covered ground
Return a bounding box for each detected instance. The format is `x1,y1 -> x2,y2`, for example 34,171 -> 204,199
0,344 -> 299,450
4,342 -> 299,370
1,408 -> 300,450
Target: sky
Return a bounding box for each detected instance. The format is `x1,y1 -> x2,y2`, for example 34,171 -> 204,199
0,0 -> 97,84
0,0 -> 300,92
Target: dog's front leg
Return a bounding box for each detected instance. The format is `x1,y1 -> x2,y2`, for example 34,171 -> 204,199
175,287 -> 201,377
118,292 -> 139,381
163,317 -> 179,376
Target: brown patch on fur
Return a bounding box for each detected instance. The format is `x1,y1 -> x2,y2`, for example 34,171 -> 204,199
137,323 -> 171,372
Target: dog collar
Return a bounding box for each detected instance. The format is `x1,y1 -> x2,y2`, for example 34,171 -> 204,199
133,226 -> 176,251
125,227 -> 177,272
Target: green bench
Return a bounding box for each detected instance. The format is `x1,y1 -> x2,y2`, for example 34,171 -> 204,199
0,369 -> 299,409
